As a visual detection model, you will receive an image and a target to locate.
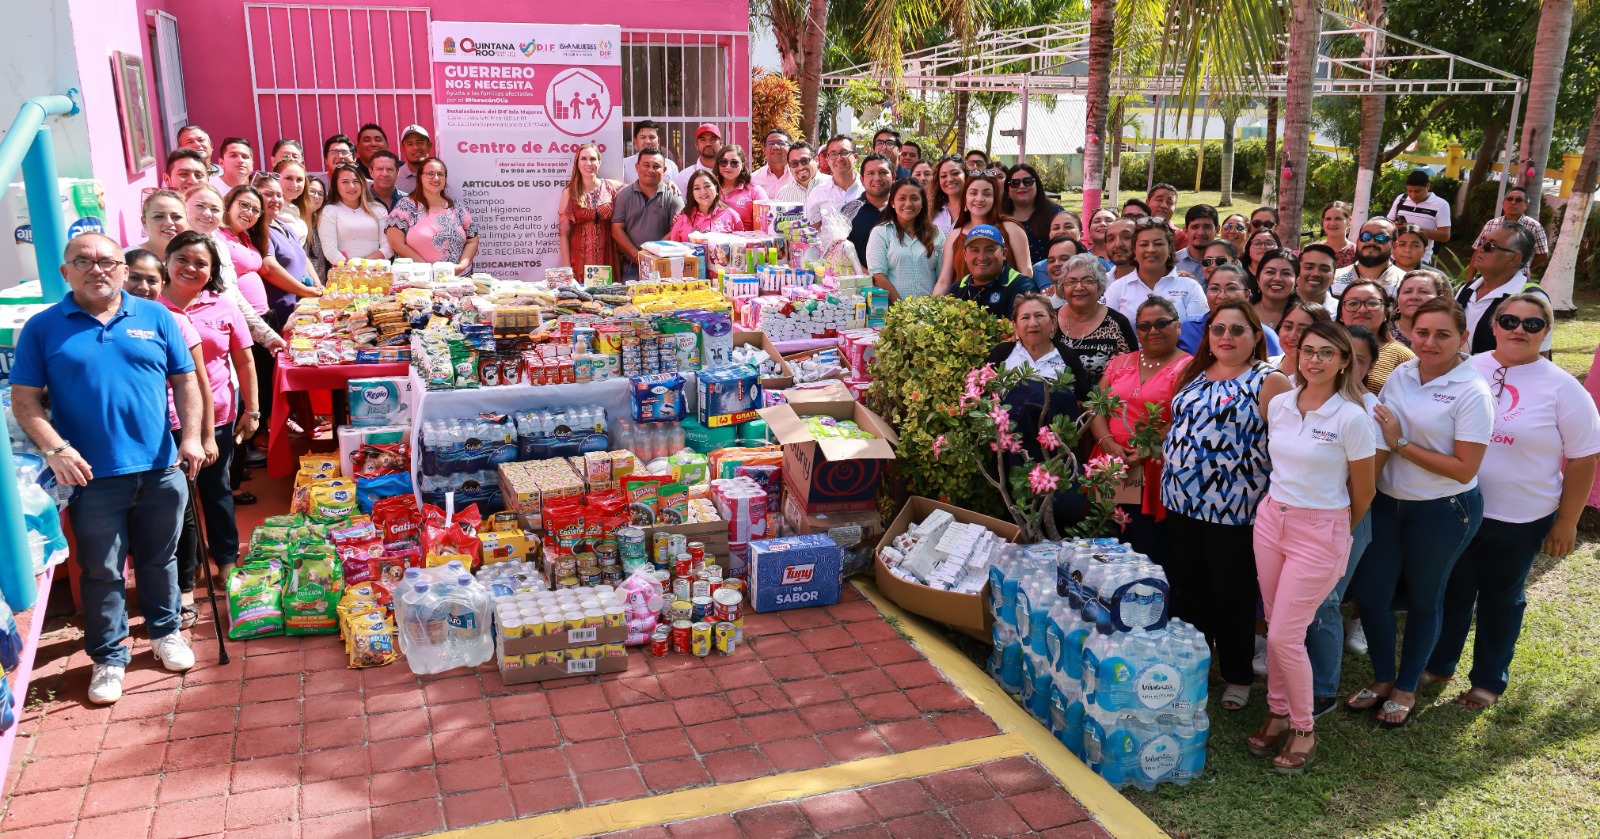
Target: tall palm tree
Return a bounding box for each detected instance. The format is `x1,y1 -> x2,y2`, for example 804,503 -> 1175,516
1542,88 -> 1599,312
1217,95 -> 1248,206
1277,0 -> 1322,245
1083,0 -> 1116,217
799,0 -> 831,140
1517,0 -> 1575,219
1351,0 -> 1387,226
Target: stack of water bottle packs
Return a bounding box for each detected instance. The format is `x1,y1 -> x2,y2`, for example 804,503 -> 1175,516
988,539 -> 1211,791
418,404 -> 610,511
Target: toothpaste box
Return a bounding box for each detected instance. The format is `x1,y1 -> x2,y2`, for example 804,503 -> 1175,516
697,364 -> 762,428
347,377 -> 413,427
747,533 -> 843,612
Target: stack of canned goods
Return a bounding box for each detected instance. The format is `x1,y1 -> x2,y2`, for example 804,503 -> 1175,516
648,568 -> 746,659
493,583 -> 630,669
475,560 -> 548,599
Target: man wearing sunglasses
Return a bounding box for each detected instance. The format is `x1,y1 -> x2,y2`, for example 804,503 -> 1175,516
1332,217 -> 1405,297
775,142 -> 819,203
1173,204 -> 1218,278
1465,186 -> 1549,284
1455,226 -> 1549,355
752,129 -> 794,196
1386,168 -> 1451,264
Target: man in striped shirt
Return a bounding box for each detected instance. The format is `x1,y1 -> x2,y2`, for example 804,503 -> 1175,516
1465,185 -> 1549,284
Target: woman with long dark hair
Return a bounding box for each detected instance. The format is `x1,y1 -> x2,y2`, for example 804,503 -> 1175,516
318,163 -> 392,262
867,178 -> 943,302
1251,248 -> 1299,332
669,170 -> 740,241
217,185 -> 272,319
928,155 -> 967,234
1001,162 -> 1063,265
715,144 -> 768,230
934,174 -> 1033,293
385,157 -> 479,273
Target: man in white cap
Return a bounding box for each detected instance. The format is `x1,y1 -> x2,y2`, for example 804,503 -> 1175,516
674,123 -> 724,193
395,124 -> 432,195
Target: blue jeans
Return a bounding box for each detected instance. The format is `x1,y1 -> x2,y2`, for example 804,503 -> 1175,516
68,467 -> 187,666
1307,510 -> 1372,698
1348,488 -> 1483,692
1426,512 -> 1556,696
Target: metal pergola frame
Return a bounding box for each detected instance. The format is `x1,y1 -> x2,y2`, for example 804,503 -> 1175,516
824,9 -> 1527,204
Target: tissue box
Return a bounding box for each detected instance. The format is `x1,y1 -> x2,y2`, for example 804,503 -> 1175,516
347,377 -> 413,427
697,364 -> 762,428
747,533 -> 842,612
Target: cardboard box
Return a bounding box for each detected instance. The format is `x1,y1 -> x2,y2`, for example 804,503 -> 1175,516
782,491 -> 884,551
640,252 -> 702,281
644,519 -> 730,569
780,380 -> 855,406
733,330 -> 796,391
874,497 -> 1020,639
495,637 -> 630,685
758,399 -> 898,514
747,533 -> 843,612
501,623 -> 628,656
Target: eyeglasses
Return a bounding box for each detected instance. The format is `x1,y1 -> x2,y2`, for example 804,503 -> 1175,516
1137,317 -> 1178,332
1301,348 -> 1342,363
1505,195 -> 1528,204
1222,222 -> 1247,232
1206,285 -> 1246,295
1491,365 -> 1509,400
873,139 -> 899,148
1007,177 -> 1037,188
251,171 -> 281,181
765,138 -> 790,148
1479,241 -> 1520,256
1207,323 -> 1250,338
234,204 -> 262,217
788,157 -> 814,168
1495,313 -> 1548,334
825,149 -> 856,159
1358,231 -> 1393,244
1342,298 -> 1384,311
1252,219 -> 1277,229
967,168 -> 1002,179
70,257 -> 125,273
1060,276 -> 1099,287
1200,257 -> 1231,267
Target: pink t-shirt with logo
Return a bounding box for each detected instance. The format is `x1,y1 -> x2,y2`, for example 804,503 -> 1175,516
164,291 -> 254,427
218,228 -> 270,315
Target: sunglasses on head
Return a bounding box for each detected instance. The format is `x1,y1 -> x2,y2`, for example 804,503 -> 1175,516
1358,231 -> 1393,244
1495,313 -> 1548,334
1252,219 -> 1276,229
1208,323 -> 1251,338
1136,317 -> 1178,332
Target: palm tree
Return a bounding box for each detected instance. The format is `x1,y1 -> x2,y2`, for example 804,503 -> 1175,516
1277,0 -> 1322,244
1217,95 -> 1248,206
1083,0 -> 1116,217
799,0 -> 831,140
1350,0 -> 1387,227
1542,88 -> 1599,313
1517,0 -> 1575,219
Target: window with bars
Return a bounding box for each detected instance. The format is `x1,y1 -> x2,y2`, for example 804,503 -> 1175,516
619,31 -> 749,167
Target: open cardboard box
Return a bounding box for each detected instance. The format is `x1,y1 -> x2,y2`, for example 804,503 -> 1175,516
733,330 -> 796,391
644,519 -> 732,570
874,496 -> 1020,640
757,397 -> 898,514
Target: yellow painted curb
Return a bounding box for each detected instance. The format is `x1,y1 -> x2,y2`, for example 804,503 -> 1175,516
851,577 -> 1170,839
440,735 -> 1025,839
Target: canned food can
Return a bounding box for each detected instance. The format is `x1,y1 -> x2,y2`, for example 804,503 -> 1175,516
713,587 -> 743,622
691,579 -> 712,600
670,599 -> 693,623
544,614 -> 567,635
558,575 -> 580,590
500,617 -> 524,638
554,558 -> 578,578
652,568 -> 671,587
734,616 -> 744,644
714,621 -> 738,655
604,642 -> 626,658
690,622 -> 712,657
547,647 -> 567,664
620,526 -> 647,555
668,533 -> 687,558
650,627 -> 670,657
602,605 -> 626,628
564,611 -> 586,631
602,567 -> 624,585
674,554 -> 694,579
705,564 -> 724,582
585,644 -> 606,659
672,578 -> 691,602
671,619 -> 693,654
578,570 -> 601,587
583,608 -> 605,628
691,595 -> 713,623
500,654 -> 523,669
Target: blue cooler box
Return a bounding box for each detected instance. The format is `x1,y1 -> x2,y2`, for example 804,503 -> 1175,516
747,533 -> 842,612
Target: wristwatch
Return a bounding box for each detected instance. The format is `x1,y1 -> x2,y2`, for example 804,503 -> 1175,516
1396,437 -> 1411,452
246,411 -> 262,419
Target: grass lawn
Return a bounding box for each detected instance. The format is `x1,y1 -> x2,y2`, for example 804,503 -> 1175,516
1124,537 -> 1600,839
1055,189 -> 1316,229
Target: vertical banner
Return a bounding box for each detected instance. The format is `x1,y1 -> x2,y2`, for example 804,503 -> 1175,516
429,22 -> 623,280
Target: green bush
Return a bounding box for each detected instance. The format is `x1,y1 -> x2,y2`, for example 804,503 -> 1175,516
1306,158 -> 1357,219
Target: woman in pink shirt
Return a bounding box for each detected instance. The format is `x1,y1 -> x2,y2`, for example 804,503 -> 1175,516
385,157 -> 480,274
669,171 -> 741,242
162,230 -> 257,581
215,186 -> 271,316
714,145 -> 768,230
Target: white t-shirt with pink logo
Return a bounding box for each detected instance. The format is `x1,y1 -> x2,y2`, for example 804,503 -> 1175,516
1470,353 -> 1600,522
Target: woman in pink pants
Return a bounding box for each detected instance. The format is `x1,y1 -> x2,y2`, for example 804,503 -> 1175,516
1247,321 -> 1377,773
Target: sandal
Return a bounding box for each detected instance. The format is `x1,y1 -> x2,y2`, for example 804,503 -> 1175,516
1220,683 -> 1252,711
1274,728 -> 1317,775
1246,712 -> 1290,757
1345,685 -> 1391,712
179,605 -> 199,630
1455,687 -> 1499,709
1378,697 -> 1415,728
1419,671 -> 1453,689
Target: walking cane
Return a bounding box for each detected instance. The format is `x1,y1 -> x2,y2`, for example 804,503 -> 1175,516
185,479 -> 230,665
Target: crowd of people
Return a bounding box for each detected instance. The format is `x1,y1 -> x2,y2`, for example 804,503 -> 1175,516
11,115 -> 1596,778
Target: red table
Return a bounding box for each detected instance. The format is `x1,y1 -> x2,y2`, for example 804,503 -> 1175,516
267,358 -> 410,478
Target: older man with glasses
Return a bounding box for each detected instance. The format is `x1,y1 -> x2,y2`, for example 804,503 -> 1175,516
1455,225 -> 1551,355
751,129 -> 794,196
9,233 -> 209,704
1465,186 -> 1549,284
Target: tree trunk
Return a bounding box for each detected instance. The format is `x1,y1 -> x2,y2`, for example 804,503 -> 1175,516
768,0 -> 805,80
1262,96 -> 1279,203
1082,0 -> 1115,218
798,0 -> 830,143
1278,0 -> 1321,245
1518,0 -> 1574,219
1220,112 -> 1237,206
1543,89 -> 1600,312
955,91 -> 972,155
1468,120 -> 1505,196
1108,100 -> 1126,209
1351,0 -> 1387,228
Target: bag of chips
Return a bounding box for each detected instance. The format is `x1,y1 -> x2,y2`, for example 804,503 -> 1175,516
227,561 -> 286,640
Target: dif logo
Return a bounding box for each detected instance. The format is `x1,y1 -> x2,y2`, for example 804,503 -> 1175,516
780,564 -> 815,585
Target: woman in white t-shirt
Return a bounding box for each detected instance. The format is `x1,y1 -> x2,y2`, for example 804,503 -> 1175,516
316,163 -> 393,262
1247,321 -> 1375,774
1345,297 -> 1493,728
1421,294 -> 1600,709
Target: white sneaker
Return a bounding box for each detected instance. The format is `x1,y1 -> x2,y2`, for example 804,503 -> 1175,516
153,633 -> 196,672
1344,619 -> 1368,655
88,663 -> 126,704
1252,646 -> 1269,677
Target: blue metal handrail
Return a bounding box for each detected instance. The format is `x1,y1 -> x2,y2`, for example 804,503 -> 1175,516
1,91 -> 80,611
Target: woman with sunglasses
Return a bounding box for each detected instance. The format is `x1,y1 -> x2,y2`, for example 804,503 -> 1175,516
928,156 -> 967,235
669,170 -> 740,242
1001,163 -> 1063,265
1248,321 -> 1375,773
715,145 -> 767,231
867,179 -> 944,302
1219,213 -> 1251,255
934,174 -> 1033,294
1269,299 -> 1333,377
1199,240 -> 1238,285
1251,207 -> 1280,232
1421,294 -> 1600,710
1251,248 -> 1299,332
1315,201 -> 1357,269
1392,269 -> 1453,348
1054,252 -> 1137,377
1346,297 -> 1492,727
1162,300 -> 1294,711
1392,224 -> 1429,273
1087,295 -> 1189,563
1337,278 -> 1414,393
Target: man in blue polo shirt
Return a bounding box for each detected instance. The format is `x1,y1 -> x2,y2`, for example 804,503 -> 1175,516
945,224 -> 1027,319
10,233 -> 209,704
